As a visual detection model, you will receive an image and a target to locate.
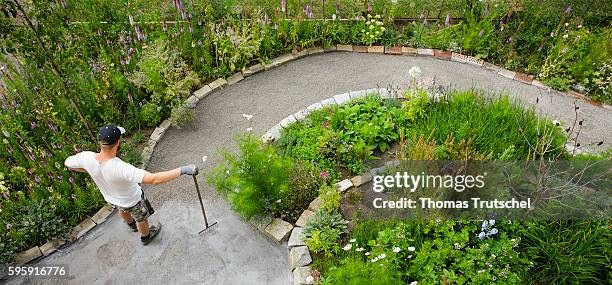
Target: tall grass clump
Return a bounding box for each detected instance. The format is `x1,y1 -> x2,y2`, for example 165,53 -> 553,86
408,91 -> 567,159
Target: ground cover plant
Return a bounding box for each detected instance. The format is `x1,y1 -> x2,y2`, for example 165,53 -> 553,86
0,0 -> 610,263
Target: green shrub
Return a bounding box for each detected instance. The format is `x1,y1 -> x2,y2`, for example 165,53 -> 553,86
304,210 -> 349,257
0,199 -> 71,264
169,103 -> 195,129
275,163 -> 322,223
208,135 -> 292,219
140,102 -> 162,126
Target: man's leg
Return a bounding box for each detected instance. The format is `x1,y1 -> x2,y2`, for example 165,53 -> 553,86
118,210 -> 138,232
136,219 -> 150,237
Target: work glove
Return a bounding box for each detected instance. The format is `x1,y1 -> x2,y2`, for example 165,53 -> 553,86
180,164 -> 199,176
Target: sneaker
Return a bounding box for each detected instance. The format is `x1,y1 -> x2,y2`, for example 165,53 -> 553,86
141,223 -> 162,245
127,221 -> 138,232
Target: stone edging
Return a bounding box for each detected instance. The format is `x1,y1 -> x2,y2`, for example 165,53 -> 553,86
14,43 -> 609,267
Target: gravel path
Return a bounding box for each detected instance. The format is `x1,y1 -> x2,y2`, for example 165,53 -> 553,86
8,52 -> 610,285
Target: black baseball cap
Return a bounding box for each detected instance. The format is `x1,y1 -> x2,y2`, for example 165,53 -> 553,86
98,125 -> 126,145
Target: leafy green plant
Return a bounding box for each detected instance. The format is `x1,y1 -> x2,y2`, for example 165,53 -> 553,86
303,210 -> 349,257
208,135 -> 292,219
169,103 -> 195,129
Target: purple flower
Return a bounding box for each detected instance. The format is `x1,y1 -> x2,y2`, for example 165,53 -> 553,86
281,0 -> 286,12
367,3 -> 372,12
69,177 -> 75,184
34,176 -> 41,183
31,121 -> 37,129
127,92 -> 134,103
564,6 -> 571,14
445,12 -> 451,27
189,23 -> 193,34
97,30 -> 102,37
478,29 -> 484,38
60,0 -> 66,8
319,171 -> 329,179
304,5 -> 313,19
483,4 -> 490,17
135,25 -> 142,41
6,223 -> 12,230
120,57 -> 126,65
263,14 -> 270,25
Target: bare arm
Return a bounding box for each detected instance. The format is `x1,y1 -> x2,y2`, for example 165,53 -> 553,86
141,168 -> 182,185
68,167 -> 88,173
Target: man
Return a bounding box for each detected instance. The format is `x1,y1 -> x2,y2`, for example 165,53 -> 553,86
65,125 -> 198,245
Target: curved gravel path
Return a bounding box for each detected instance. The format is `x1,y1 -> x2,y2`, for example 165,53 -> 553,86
9,52 -> 611,285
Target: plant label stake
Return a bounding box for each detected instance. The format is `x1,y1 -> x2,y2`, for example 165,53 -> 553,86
192,175 -> 217,234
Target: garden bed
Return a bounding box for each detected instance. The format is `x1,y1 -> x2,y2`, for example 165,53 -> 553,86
210,85 -> 610,284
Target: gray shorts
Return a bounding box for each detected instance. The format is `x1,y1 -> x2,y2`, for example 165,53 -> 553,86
111,193 -> 155,223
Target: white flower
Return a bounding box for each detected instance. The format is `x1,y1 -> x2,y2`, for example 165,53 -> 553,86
356,247 -> 365,252
332,14 -> 337,20
246,127 -> 253,132
489,220 -> 495,226
407,246 -> 415,252
378,253 -> 386,259
553,120 -> 560,126
408,66 -> 422,78
343,244 -> 352,251
564,22 -> 569,27
391,0 -> 397,3
349,239 -> 356,243
365,252 -> 371,256
563,34 -> 569,39
478,231 -> 486,240
410,282 -> 418,285
392,247 -> 401,253
407,255 -> 412,259
370,257 -> 378,262
305,276 -> 314,283
242,114 -> 253,120
577,24 -> 582,29
202,155 -> 208,162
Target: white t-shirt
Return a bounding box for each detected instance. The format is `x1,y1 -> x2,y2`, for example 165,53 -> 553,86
65,151 -> 146,208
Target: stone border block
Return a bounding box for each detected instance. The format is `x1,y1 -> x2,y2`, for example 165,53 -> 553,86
14,247 -> 42,265
367,46 -> 384,53
295,210 -> 315,228
40,239 -> 66,256
417,48 -> 434,56
269,54 -> 295,69
336,44 -> 353,52
294,108 -> 311,121
402,47 -> 418,55
242,63 -> 264,77
450,52 -> 483,66
498,68 -> 516,79
482,62 -> 502,72
306,102 -> 323,112
514,72 -> 533,84
323,46 -> 336,53
185,95 -> 199,108
293,266 -> 313,285
194,85 -> 213,100
320,97 -> 337,107
287,227 -> 306,249
68,219 -> 96,241
90,204 -> 114,225
268,124 -> 283,140
384,46 -> 402,55
208,78 -> 227,90
227,72 -> 244,85
335,179 -> 353,193
307,47 -> 324,55
531,80 -> 548,90
308,197 -> 323,212
290,246 -> 313,270
280,114 -> 298,128
349,90 -> 367,100
350,173 -> 373,187
292,49 -> 308,59
353,46 -> 369,53
433,49 -> 451,60
333,92 -> 351,104
264,218 -> 293,243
